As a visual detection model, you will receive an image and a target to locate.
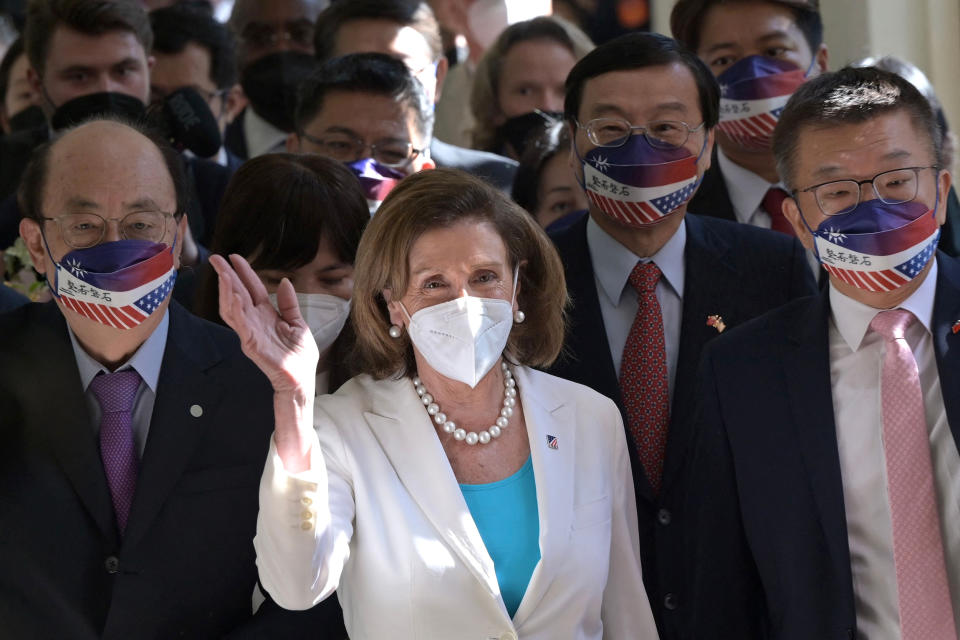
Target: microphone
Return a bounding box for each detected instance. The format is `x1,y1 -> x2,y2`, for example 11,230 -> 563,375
146,87 -> 222,158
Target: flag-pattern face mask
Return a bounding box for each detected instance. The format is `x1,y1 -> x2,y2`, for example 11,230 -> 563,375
577,133 -> 705,228
716,56 -> 810,150
45,238 -> 177,329
346,158 -> 405,215
807,198 -> 940,293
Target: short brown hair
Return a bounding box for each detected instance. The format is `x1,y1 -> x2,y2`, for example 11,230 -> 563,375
25,0 -> 153,77
470,16 -> 593,153
670,0 -> 822,54
771,66 -> 941,189
352,168 -> 569,379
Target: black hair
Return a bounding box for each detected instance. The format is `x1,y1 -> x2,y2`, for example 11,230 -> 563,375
564,31 -> 719,129
670,0 -> 823,54
295,52 -> 433,141
772,66 -> 941,189
314,0 -> 442,62
511,121 -> 572,216
150,3 -> 237,89
0,36 -> 25,110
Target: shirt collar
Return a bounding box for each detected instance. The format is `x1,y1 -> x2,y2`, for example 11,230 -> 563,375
717,148 -> 781,224
829,258 -> 938,351
69,309 -> 170,393
244,108 -> 288,158
586,214 -> 687,306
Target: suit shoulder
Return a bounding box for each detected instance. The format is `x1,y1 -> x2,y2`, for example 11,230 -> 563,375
704,293 -> 817,360
693,213 -> 799,253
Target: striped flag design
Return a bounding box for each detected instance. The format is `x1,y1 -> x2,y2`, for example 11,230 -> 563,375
717,57 -> 807,150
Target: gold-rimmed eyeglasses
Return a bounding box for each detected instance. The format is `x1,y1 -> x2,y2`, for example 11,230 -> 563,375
42,210 -> 175,249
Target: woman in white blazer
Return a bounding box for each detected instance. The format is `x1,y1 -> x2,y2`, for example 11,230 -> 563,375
211,168 -> 659,639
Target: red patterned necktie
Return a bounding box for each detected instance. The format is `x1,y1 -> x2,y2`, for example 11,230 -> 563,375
89,369 -> 142,535
870,309 -> 958,640
619,261 -> 670,494
761,187 -> 795,236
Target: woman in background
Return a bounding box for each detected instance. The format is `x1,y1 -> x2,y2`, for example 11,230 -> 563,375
196,152 -> 369,393
512,121 -> 588,230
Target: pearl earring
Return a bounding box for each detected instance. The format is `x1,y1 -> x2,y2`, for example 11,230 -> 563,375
388,325 -> 402,338
514,310 -> 525,324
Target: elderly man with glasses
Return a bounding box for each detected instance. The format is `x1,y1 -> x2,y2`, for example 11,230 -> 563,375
543,31 -> 816,640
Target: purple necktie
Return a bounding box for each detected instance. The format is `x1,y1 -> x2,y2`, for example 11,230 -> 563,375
89,369 -> 142,535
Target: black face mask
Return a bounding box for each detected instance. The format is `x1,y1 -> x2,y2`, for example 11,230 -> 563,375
495,110 -> 562,158
7,104 -> 47,132
50,91 -> 145,131
240,51 -> 317,133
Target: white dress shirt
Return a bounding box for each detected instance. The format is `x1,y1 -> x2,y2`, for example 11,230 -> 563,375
586,215 -> 684,404
70,310 -> 170,457
828,260 -> 960,639
243,108 -> 288,159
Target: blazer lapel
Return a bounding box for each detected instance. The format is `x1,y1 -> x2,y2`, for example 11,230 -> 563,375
662,215 -> 740,494
933,253 -> 960,448
510,368 -> 574,627
782,289 -> 854,589
363,376 -> 503,604
122,305 -> 225,548
32,304 -> 118,542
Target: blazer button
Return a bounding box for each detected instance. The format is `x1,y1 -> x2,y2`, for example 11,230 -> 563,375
104,556 -> 120,574
657,508 -> 672,526
663,593 -> 678,610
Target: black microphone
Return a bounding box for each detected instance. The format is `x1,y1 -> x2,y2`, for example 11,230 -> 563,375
146,87 -> 222,158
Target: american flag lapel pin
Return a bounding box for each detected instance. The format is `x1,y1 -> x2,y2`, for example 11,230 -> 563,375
952,320 -> 960,335
546,435 -> 559,450
706,314 -> 726,333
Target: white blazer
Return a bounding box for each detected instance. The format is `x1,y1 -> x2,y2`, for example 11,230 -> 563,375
254,366 -> 658,640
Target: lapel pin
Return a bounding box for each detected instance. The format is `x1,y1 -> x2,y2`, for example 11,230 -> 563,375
189,404 -> 203,418
546,435 -> 559,450
706,315 -> 726,334
952,320 -> 960,335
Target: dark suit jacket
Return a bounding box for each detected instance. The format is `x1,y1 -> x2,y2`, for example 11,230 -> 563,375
0,283 -> 27,313
687,252 -> 960,640
0,301 -> 345,638
546,212 -> 816,639
688,148 -> 960,258
429,138 -> 518,192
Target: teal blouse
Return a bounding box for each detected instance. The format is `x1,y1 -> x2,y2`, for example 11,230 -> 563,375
460,456 -> 541,617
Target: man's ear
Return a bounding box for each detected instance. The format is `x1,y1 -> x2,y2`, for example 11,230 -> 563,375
783,196 -> 815,251
285,132 -> 300,153
19,217 -> 49,276
433,56 -> 449,103
935,168 -> 952,226
814,44 -> 829,75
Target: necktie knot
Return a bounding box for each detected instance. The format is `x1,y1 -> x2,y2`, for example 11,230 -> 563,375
89,369 -> 141,414
870,308 -> 915,342
628,261 -> 661,294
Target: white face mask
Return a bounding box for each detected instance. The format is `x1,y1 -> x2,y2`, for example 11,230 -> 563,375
269,292 -> 351,354
399,270 -> 518,388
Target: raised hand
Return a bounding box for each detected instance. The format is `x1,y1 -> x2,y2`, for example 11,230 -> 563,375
210,254 -> 318,396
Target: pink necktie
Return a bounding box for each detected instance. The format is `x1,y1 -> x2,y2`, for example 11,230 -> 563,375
870,309 -> 957,639
619,261 -> 670,494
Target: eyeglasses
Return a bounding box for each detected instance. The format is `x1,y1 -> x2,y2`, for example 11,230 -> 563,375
576,117 -> 706,149
239,21 -> 315,50
793,166 -> 939,216
151,86 -> 227,106
42,210 -> 175,249
298,131 -> 421,168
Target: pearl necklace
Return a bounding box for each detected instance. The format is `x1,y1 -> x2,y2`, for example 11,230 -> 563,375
412,362 -> 517,446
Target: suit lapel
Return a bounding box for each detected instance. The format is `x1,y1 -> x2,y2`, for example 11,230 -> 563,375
510,368 -> 574,627
122,304 -> 224,549
32,303 -> 118,542
783,289 -> 853,587
933,253 -> 960,448
550,216 -> 622,408
662,215 -> 740,493
363,376 -> 502,604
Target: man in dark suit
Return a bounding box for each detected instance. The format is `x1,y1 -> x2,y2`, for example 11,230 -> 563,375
688,67 -> 960,639
0,117 -> 344,638
546,32 -> 815,640
671,0 -> 827,233
0,282 -> 27,312
311,0 -> 518,192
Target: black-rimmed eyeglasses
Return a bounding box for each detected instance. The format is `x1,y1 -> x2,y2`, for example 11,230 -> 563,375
792,166 -> 939,217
